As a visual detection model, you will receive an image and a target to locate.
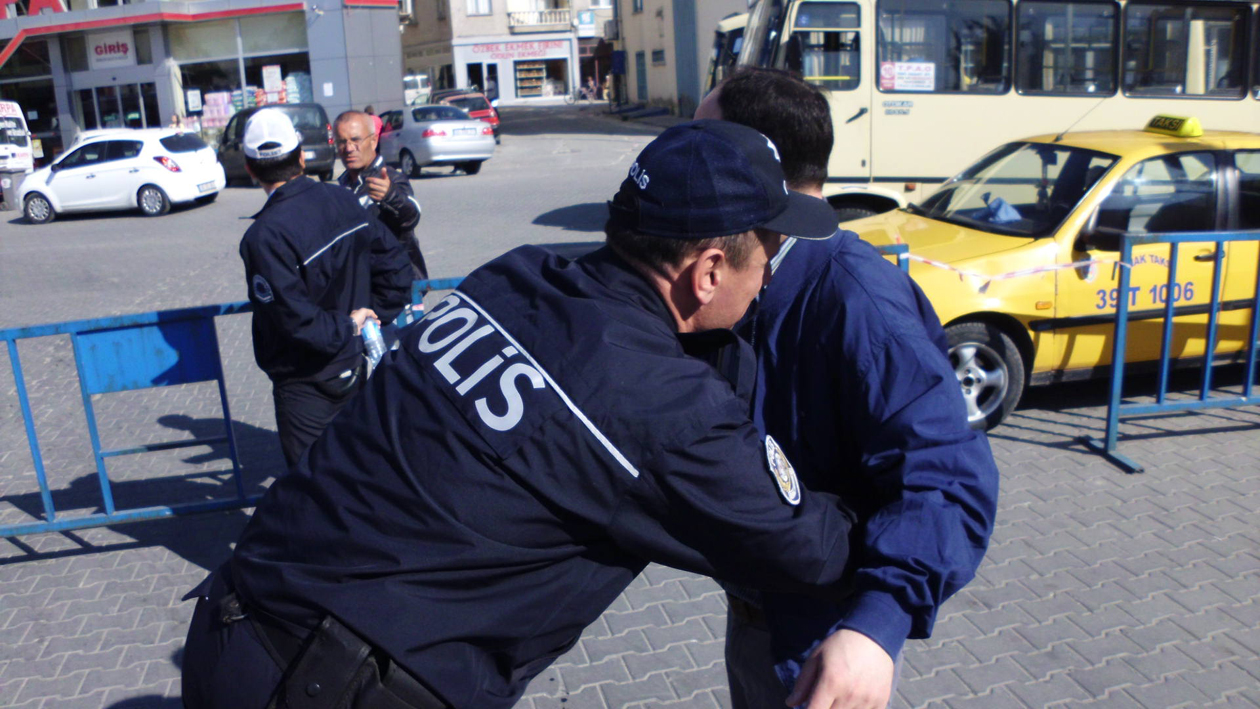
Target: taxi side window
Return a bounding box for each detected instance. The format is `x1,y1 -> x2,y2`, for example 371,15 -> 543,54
1096,152 -> 1216,233
58,143 -> 105,169
1237,152 -> 1260,230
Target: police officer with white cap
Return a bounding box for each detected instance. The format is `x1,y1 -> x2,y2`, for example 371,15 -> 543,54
237,108 -> 412,467
183,120 -> 855,709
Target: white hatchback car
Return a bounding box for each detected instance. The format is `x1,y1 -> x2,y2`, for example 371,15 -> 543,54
20,128 -> 226,224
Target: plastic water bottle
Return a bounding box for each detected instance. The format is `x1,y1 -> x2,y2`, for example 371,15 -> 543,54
362,320 -> 386,371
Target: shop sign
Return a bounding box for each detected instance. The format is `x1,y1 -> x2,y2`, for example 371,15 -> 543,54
262,65 -> 284,94
186,89 -> 203,113
87,29 -> 136,70
471,40 -> 567,61
577,11 -> 596,38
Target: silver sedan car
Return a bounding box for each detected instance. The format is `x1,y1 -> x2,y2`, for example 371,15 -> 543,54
379,105 -> 496,176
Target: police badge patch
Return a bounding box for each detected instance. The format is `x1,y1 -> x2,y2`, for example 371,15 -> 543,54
252,274 -> 275,303
764,435 -> 801,506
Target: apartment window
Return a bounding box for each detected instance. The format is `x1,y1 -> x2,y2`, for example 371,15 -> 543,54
633,0 -> 644,13
590,0 -> 611,7
468,0 -> 491,16
652,49 -> 666,64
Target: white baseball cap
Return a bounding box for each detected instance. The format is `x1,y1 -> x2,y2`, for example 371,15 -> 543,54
243,108 -> 301,159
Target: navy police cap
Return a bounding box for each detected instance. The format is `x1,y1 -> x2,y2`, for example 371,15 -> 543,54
608,119 -> 836,240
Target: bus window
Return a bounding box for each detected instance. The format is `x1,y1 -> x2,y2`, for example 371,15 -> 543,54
877,0 -> 1012,93
1016,1 -> 1118,95
1122,3 -> 1248,98
787,2 -> 861,90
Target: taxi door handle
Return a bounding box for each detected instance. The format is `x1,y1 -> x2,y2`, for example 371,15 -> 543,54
1194,252 -> 1218,262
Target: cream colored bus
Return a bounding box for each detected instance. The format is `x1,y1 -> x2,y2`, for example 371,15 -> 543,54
737,0 -> 1260,219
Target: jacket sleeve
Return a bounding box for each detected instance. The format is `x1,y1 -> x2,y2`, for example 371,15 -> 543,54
240,225 -> 355,356
606,397 -> 858,599
378,170 -> 421,232
765,282 -> 999,666
367,218 -> 413,324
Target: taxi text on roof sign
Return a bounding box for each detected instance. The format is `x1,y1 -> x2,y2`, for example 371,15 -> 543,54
1144,114 -> 1203,138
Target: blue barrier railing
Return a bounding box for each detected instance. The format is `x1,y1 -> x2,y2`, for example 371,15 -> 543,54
1081,229 -> 1260,473
876,243 -> 911,273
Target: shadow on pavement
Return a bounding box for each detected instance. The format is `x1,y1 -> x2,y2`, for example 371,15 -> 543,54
533,202 -> 607,233
536,241 -> 604,260
1,415 -> 278,572
105,696 -> 183,708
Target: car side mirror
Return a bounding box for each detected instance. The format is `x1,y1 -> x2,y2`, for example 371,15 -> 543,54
1074,207 -> 1122,252
49,162 -> 61,173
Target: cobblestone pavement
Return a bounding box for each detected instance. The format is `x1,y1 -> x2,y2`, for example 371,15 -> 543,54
1,106 -> 1258,708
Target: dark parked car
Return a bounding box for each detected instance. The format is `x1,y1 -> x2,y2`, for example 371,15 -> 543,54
217,103 -> 336,183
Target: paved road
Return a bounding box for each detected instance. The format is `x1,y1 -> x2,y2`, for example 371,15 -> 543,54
1,105 -> 1257,708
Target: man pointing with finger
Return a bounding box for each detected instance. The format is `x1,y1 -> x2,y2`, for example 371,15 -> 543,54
336,110 -> 429,279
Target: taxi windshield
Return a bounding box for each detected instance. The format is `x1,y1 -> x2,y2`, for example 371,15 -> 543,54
911,142 -> 1119,238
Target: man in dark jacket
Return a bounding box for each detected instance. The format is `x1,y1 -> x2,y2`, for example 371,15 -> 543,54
336,110 -> 428,279
239,108 -> 412,466
182,120 -> 863,709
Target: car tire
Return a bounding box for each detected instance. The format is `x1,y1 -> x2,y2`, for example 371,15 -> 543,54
460,161 -> 483,175
832,205 -> 878,223
945,321 -> 1026,430
400,151 -> 419,178
23,193 -> 55,224
137,185 -> 171,217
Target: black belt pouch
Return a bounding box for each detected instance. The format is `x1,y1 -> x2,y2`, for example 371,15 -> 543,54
269,615 -> 448,709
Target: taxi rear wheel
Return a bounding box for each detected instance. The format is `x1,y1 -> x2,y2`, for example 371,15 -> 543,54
946,321 -> 1025,430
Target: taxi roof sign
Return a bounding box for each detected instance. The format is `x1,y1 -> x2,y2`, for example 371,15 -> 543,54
1145,114 -> 1203,138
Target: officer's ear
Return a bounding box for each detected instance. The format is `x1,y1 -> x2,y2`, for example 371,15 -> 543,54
689,247 -> 727,306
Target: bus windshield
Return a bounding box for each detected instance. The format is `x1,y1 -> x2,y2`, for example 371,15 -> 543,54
739,0 -> 786,68
914,142 -> 1118,237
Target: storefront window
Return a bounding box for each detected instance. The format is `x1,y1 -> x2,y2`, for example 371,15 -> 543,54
120,83 -> 143,128
0,78 -> 62,163
142,83 -> 160,129
134,28 -> 152,66
240,13 -> 308,54
0,40 -> 51,80
62,36 -> 89,73
96,85 -> 123,128
76,89 -> 99,131
170,19 -> 240,62
243,53 -> 313,103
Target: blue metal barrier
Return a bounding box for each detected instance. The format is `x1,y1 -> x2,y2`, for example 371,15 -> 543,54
876,243 -> 911,273
1,303 -> 256,537
1082,229 -> 1260,473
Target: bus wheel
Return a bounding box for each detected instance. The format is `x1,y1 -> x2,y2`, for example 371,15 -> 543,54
833,205 -> 877,223
946,321 -> 1025,430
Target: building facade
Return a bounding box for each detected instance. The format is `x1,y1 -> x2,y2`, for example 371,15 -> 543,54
401,0 -> 614,105
0,0 -> 405,164
616,0 -> 745,116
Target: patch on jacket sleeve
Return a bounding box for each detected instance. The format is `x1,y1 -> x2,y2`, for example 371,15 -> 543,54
252,274 -> 275,303
765,435 -> 801,506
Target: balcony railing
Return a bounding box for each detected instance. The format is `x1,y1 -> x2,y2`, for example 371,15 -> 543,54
508,8 -> 571,33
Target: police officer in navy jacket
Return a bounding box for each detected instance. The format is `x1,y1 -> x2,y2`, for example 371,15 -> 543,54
181,121 -> 864,709
237,109 -> 412,468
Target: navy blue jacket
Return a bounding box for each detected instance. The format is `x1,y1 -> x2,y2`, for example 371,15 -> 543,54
749,232 -> 999,682
240,176 -> 412,383
231,246 -> 859,709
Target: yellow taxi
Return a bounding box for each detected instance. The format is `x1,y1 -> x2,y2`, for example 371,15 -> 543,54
849,116 -> 1260,429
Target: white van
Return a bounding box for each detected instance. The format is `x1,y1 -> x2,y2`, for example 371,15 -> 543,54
403,74 -> 431,105
0,100 -> 34,172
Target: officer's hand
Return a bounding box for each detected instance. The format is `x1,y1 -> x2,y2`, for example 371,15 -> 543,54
365,168 -> 391,202
785,629 -> 894,709
350,308 -> 379,335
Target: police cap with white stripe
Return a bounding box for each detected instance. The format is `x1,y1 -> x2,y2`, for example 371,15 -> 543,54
243,108 -> 302,160
607,119 -> 836,240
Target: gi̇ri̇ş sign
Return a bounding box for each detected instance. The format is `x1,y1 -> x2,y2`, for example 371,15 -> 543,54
88,29 -> 136,70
